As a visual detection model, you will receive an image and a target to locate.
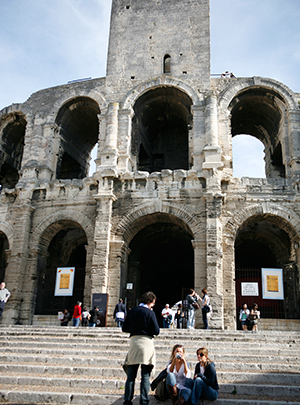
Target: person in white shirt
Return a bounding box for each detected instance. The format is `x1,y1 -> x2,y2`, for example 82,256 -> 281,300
161,303 -> 172,328
0,282 -> 11,320
166,344 -> 192,405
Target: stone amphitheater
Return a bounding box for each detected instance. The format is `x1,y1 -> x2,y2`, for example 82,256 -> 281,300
0,0 -> 300,336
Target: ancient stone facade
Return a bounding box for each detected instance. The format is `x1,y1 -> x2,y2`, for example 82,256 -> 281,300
1,0 -> 300,329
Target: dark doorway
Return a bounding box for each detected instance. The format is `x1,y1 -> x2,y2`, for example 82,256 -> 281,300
125,221 -> 194,325
35,225 -> 87,315
0,232 -> 9,282
234,216 -> 298,328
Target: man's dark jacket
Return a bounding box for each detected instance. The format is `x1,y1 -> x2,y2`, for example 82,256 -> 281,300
122,305 -> 160,337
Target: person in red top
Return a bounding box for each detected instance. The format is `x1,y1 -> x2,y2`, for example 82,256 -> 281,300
72,301 -> 82,327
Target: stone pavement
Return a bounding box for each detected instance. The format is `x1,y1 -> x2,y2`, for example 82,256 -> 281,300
0,326 -> 300,404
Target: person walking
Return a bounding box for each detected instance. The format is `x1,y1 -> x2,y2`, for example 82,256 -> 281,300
122,291 -> 160,405
0,282 -> 11,320
114,298 -> 127,327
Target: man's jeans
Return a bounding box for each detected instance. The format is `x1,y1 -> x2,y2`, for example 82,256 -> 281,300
124,364 -> 152,405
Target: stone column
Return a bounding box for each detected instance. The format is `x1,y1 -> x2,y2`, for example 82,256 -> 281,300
117,108 -> 134,171
202,93 -> 223,170
2,204 -> 34,325
107,239 -> 126,325
100,103 -> 119,167
192,238 -> 206,328
204,193 -> 224,329
90,175 -> 116,297
222,230 -> 236,329
96,112 -> 107,171
287,110 -> 300,176
191,105 -> 205,170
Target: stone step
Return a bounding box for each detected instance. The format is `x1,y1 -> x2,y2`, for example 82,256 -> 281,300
1,387 -> 300,405
1,346 -> 300,365
1,370 -> 300,387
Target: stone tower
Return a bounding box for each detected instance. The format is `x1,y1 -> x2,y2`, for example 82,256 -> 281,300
0,0 -> 300,330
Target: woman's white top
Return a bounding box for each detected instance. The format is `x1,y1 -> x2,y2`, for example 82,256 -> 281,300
167,362 -> 191,390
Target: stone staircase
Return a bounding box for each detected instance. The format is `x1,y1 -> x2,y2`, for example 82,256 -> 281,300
0,326 -> 299,404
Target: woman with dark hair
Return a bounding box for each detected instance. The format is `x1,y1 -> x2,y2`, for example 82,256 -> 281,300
166,344 -> 192,405
185,347 -> 219,403
185,289 -> 199,329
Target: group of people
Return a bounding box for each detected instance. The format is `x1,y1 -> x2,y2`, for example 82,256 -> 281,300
121,291 -> 218,405
239,303 -> 260,332
161,288 -> 212,330
60,302 -> 100,327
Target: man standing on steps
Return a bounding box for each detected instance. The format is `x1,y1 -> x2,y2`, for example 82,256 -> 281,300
122,291 -> 160,405
0,282 -> 11,320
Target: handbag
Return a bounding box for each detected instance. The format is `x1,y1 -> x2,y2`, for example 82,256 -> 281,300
154,378 -> 168,401
192,302 -> 200,310
203,304 -> 210,313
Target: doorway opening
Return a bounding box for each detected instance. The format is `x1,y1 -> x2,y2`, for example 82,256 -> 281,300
124,219 -> 194,325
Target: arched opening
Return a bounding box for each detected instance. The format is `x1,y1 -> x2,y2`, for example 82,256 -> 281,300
131,87 -> 192,173
163,54 -> 171,74
232,134 -> 265,178
35,221 -> 87,315
55,97 -> 100,179
235,215 -> 299,328
0,112 -> 26,189
0,232 -> 9,282
124,216 -> 194,324
230,87 -> 286,178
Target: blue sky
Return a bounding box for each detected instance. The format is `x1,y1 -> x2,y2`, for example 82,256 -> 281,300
0,0 -> 299,177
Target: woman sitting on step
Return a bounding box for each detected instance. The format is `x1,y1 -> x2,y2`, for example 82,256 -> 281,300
166,344 -> 192,405
185,347 -> 219,403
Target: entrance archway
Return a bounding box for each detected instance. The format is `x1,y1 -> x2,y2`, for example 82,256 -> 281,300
35,221 -> 87,315
125,220 -> 194,324
235,214 -> 299,328
0,232 -> 9,282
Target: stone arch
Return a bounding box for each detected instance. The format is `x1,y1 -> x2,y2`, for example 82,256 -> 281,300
218,77 -> 297,112
114,201 -> 202,244
224,203 -> 300,243
218,78 -> 297,179
0,221 -> 14,248
122,76 -> 202,110
54,96 -> 101,179
30,209 -> 95,253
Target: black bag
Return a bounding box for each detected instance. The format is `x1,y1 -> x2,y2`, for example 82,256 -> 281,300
150,368 -> 168,391
203,304 -> 210,313
155,378 -> 168,401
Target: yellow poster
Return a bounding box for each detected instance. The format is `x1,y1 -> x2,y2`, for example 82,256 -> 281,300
267,275 -> 278,292
60,274 -> 70,289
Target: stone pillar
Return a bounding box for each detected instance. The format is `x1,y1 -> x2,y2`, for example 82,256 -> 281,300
192,238 -> 206,328
107,239 -> 126,325
222,230 -> 236,329
83,242 -> 94,307
204,193 -> 224,329
287,110 -> 300,175
202,93 -> 223,170
191,105 -> 205,170
90,175 -> 116,297
96,112 -> 106,171
117,108 -> 134,171
100,103 -> 119,167
2,205 -> 34,325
